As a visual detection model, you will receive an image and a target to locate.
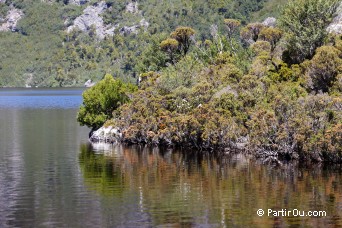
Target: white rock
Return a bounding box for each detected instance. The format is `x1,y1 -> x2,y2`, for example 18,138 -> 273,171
0,7 -> 24,32
140,18 -> 149,29
90,126 -> 122,143
327,3 -> 342,34
68,0 -> 88,5
119,25 -> 139,35
66,1 -> 149,38
67,1 -> 113,39
126,1 -> 139,14
84,79 -> 95,87
262,17 -> 276,27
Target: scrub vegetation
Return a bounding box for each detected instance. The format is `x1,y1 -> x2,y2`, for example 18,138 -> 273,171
78,0 -> 342,162
0,0 -> 274,87
1,0 -> 341,162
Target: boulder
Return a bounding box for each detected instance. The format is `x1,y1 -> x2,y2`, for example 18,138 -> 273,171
90,126 -> 122,143
262,17 -> 276,27
84,79 -> 95,87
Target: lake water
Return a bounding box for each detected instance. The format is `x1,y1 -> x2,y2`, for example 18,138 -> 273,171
0,88 -> 342,227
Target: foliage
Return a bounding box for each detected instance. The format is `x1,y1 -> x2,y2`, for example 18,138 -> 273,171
160,38 -> 179,64
170,26 -> 195,56
258,27 -> 282,51
0,0 -> 273,87
77,74 -> 137,129
279,0 -> 340,63
99,28 -> 342,162
304,46 -> 342,93
2,0 -> 342,162
240,22 -> 265,43
223,19 -> 241,38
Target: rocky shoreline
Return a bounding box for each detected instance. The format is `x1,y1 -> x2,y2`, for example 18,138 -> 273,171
89,126 -> 122,144
88,125 -> 342,164
88,126 -> 300,164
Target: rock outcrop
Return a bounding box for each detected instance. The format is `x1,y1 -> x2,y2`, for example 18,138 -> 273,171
40,0 -> 88,5
119,19 -> 149,35
0,7 -> 23,32
262,17 -> 276,27
67,1 -> 149,38
67,1 -> 116,39
126,1 -> 139,14
90,126 -> 122,143
327,3 -> 342,34
68,0 -> 89,5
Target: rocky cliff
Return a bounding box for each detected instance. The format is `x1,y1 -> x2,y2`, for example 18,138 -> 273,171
66,1 -> 148,39
67,1 -> 116,39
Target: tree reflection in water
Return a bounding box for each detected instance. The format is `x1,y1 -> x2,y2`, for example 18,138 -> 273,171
79,143 -> 342,227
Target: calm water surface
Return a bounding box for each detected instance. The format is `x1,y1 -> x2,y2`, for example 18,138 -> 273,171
0,88 -> 342,227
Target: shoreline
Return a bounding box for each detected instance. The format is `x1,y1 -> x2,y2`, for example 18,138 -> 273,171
88,126 -> 341,164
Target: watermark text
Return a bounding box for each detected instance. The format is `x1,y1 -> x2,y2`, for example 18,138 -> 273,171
257,209 -> 326,217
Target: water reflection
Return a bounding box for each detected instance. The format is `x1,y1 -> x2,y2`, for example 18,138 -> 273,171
79,144 -> 342,227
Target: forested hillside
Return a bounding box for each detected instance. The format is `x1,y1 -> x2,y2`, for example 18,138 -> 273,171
0,0 -> 284,87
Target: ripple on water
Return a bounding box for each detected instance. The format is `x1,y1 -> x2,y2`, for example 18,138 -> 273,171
1,88 -> 342,227
0,88 -> 84,109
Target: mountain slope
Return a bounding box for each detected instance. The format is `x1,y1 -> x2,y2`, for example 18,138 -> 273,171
0,0 -> 285,87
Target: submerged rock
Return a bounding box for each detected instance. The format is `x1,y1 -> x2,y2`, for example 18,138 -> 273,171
90,126 -> 122,143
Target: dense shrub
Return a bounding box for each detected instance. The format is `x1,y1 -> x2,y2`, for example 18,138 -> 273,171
77,74 -> 137,130
279,0 -> 340,63
304,46 -> 342,93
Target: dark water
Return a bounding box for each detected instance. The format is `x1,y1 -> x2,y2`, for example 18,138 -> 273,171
1,88 -> 342,227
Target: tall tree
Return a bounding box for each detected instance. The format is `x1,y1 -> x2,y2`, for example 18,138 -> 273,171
171,26 -> 195,56
160,38 -> 179,63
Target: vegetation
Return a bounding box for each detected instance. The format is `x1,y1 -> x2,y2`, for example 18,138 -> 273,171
279,0 -> 340,63
77,74 -> 137,130
77,0 -> 342,163
0,0 -> 279,87
1,0 -> 341,162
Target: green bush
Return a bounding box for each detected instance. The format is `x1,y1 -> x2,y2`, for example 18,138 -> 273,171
279,0 -> 339,63
77,74 -> 137,130
305,46 -> 342,93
